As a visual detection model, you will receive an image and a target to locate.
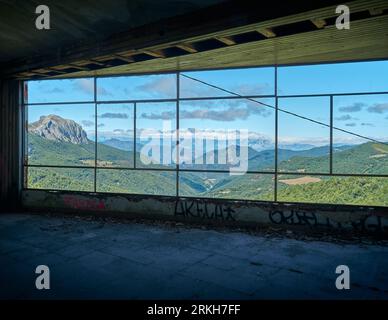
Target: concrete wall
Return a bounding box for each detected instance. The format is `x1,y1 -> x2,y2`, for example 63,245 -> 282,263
22,190 -> 388,235
0,79 -> 22,211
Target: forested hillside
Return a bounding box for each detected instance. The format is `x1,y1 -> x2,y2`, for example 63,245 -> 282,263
27,115 -> 388,206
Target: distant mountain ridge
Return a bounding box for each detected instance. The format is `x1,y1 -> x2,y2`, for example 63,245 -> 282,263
101,138 -> 133,151
29,115 -> 89,144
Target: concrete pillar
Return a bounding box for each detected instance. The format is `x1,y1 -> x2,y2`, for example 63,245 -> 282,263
0,78 -> 22,211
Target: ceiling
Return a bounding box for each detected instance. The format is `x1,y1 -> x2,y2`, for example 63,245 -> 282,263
1,0 -> 387,79
67,15 -> 388,78
0,0 -> 225,63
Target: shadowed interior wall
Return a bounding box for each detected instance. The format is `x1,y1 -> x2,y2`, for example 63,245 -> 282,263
0,79 -> 21,211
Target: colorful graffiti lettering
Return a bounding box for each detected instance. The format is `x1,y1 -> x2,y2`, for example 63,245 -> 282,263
63,195 -> 105,211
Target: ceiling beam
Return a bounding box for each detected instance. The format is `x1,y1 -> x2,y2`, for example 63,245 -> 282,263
24,71 -> 50,77
257,28 -> 276,38
311,18 -> 327,28
215,36 -> 236,45
87,59 -> 106,66
175,43 -> 198,53
46,68 -> 67,74
66,64 -> 89,71
369,8 -> 384,15
111,54 -> 134,63
143,49 -> 166,58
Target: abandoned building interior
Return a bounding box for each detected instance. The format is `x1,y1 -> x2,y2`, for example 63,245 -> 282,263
0,0 -> 387,300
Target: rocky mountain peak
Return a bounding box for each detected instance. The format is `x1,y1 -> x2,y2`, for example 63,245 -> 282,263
29,114 -> 89,144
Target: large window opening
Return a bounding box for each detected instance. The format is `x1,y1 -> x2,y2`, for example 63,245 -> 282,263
23,61 -> 388,206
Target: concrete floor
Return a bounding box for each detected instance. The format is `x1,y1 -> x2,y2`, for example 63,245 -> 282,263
0,213 -> 387,300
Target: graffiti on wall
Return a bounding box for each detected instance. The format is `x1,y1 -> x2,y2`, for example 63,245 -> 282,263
174,201 -> 388,233
62,195 -> 105,211
351,215 -> 388,233
175,199 -> 236,221
268,209 -> 338,228
23,190 -> 388,234
268,209 -> 388,233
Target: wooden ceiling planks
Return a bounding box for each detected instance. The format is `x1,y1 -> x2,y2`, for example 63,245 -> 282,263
9,0 -> 388,79
57,14 -> 388,78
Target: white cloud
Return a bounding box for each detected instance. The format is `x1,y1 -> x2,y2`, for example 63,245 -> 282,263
134,76 -> 176,97
74,78 -> 112,96
141,100 -> 272,121
81,120 -> 94,127
339,102 -> 365,113
368,103 -> 388,114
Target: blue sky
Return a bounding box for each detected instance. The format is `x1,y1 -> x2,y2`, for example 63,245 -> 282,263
27,60 -> 388,146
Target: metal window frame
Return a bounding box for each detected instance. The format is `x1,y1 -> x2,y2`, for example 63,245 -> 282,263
22,62 -> 388,207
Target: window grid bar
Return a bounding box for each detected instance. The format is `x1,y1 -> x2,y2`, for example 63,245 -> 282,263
330,95 -> 333,175
22,81 -> 28,189
274,66 -> 278,202
176,72 -> 180,198
24,165 -> 388,178
23,91 -> 388,107
276,91 -> 388,98
94,76 -> 97,193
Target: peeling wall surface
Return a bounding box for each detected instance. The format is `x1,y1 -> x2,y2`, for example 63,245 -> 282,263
22,190 -> 388,235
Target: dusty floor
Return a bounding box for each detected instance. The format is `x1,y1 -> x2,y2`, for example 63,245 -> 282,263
0,213 -> 387,299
